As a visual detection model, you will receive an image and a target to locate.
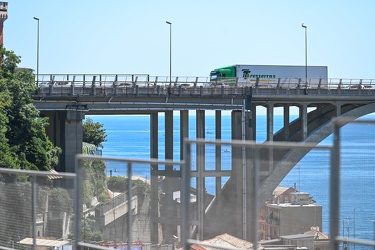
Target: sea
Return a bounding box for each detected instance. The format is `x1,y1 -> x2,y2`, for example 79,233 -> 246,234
87,113 -> 375,248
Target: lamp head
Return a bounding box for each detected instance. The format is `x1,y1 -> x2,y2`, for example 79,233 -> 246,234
33,17 -> 39,21
166,21 -> 171,25
302,23 -> 307,28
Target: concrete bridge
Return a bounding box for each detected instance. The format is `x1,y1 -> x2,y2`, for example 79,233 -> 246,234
33,74 -> 375,243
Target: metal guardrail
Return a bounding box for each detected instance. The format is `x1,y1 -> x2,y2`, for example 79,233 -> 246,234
35,74 -> 375,90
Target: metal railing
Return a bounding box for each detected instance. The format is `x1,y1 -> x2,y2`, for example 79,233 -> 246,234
181,139 -> 333,250
330,118 -> 375,250
0,168 -> 75,250
73,155 -> 184,250
34,74 -> 375,90
1,118 -> 375,249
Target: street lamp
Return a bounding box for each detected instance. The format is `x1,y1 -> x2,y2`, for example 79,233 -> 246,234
301,23 -> 307,93
166,21 -> 172,87
33,17 -> 39,87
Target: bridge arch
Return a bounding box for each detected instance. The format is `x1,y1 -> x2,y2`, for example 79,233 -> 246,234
258,102 -> 375,209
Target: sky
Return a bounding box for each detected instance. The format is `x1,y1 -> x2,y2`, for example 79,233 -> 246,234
4,0 -> 375,80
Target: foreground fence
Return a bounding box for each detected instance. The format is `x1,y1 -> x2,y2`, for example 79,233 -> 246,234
1,118 -> 375,249
0,168 -> 75,249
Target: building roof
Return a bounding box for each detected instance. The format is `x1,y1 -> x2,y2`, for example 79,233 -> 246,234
273,186 -> 295,196
47,169 -> 63,180
191,233 -> 255,250
20,238 -> 70,247
280,233 -> 314,240
305,228 -> 329,240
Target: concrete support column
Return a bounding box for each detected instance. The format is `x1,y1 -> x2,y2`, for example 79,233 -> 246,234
41,110 -> 85,173
252,104 -> 257,141
61,110 -> 85,173
179,110 -> 189,242
244,110 -> 254,241
150,112 -> 159,244
43,111 -> 60,154
164,110 -> 174,244
266,104 -> 274,174
165,111 -> 174,161
231,110 -> 244,238
215,110 -> 222,197
283,105 -> 290,141
336,103 -> 342,117
180,110 -> 189,161
196,110 -> 206,240
266,104 -> 274,141
300,104 -> 308,140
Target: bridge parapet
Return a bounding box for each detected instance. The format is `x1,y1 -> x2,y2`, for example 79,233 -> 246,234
35,74 -> 375,90
34,81 -> 375,100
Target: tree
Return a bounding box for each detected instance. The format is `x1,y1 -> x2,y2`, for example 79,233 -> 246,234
82,119 -> 109,203
0,46 -> 61,171
82,117 -> 107,148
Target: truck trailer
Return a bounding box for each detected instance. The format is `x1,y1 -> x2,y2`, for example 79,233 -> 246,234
209,65 -> 328,88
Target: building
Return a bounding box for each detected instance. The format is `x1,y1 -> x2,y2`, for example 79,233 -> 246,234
0,2 -> 7,46
259,186 -> 322,240
266,192 -> 322,239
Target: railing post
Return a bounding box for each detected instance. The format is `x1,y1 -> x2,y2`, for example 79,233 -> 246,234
338,79 -> 343,89
112,74 -> 117,95
32,175 -> 37,249
133,76 -> 138,87
154,76 -> 158,87
92,75 -> 96,97
276,78 -> 281,89
48,75 -> 54,95
255,77 -> 259,88
70,76 -> 75,95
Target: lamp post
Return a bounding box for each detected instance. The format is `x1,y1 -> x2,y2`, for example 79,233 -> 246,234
166,21 -> 172,87
33,17 -> 39,87
301,23 -> 307,92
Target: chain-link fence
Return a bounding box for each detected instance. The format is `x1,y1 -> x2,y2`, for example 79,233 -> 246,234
2,118 -> 375,250
181,139 -> 332,250
0,168 -> 75,250
332,118 -> 375,250
73,155 -> 183,250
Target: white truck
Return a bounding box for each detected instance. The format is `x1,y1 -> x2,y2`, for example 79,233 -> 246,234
209,65 -> 328,88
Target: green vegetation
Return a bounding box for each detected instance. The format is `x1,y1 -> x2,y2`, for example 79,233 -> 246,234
82,117 -> 107,148
82,159 -> 108,205
0,46 -> 61,171
0,47 -> 113,243
107,176 -> 150,194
